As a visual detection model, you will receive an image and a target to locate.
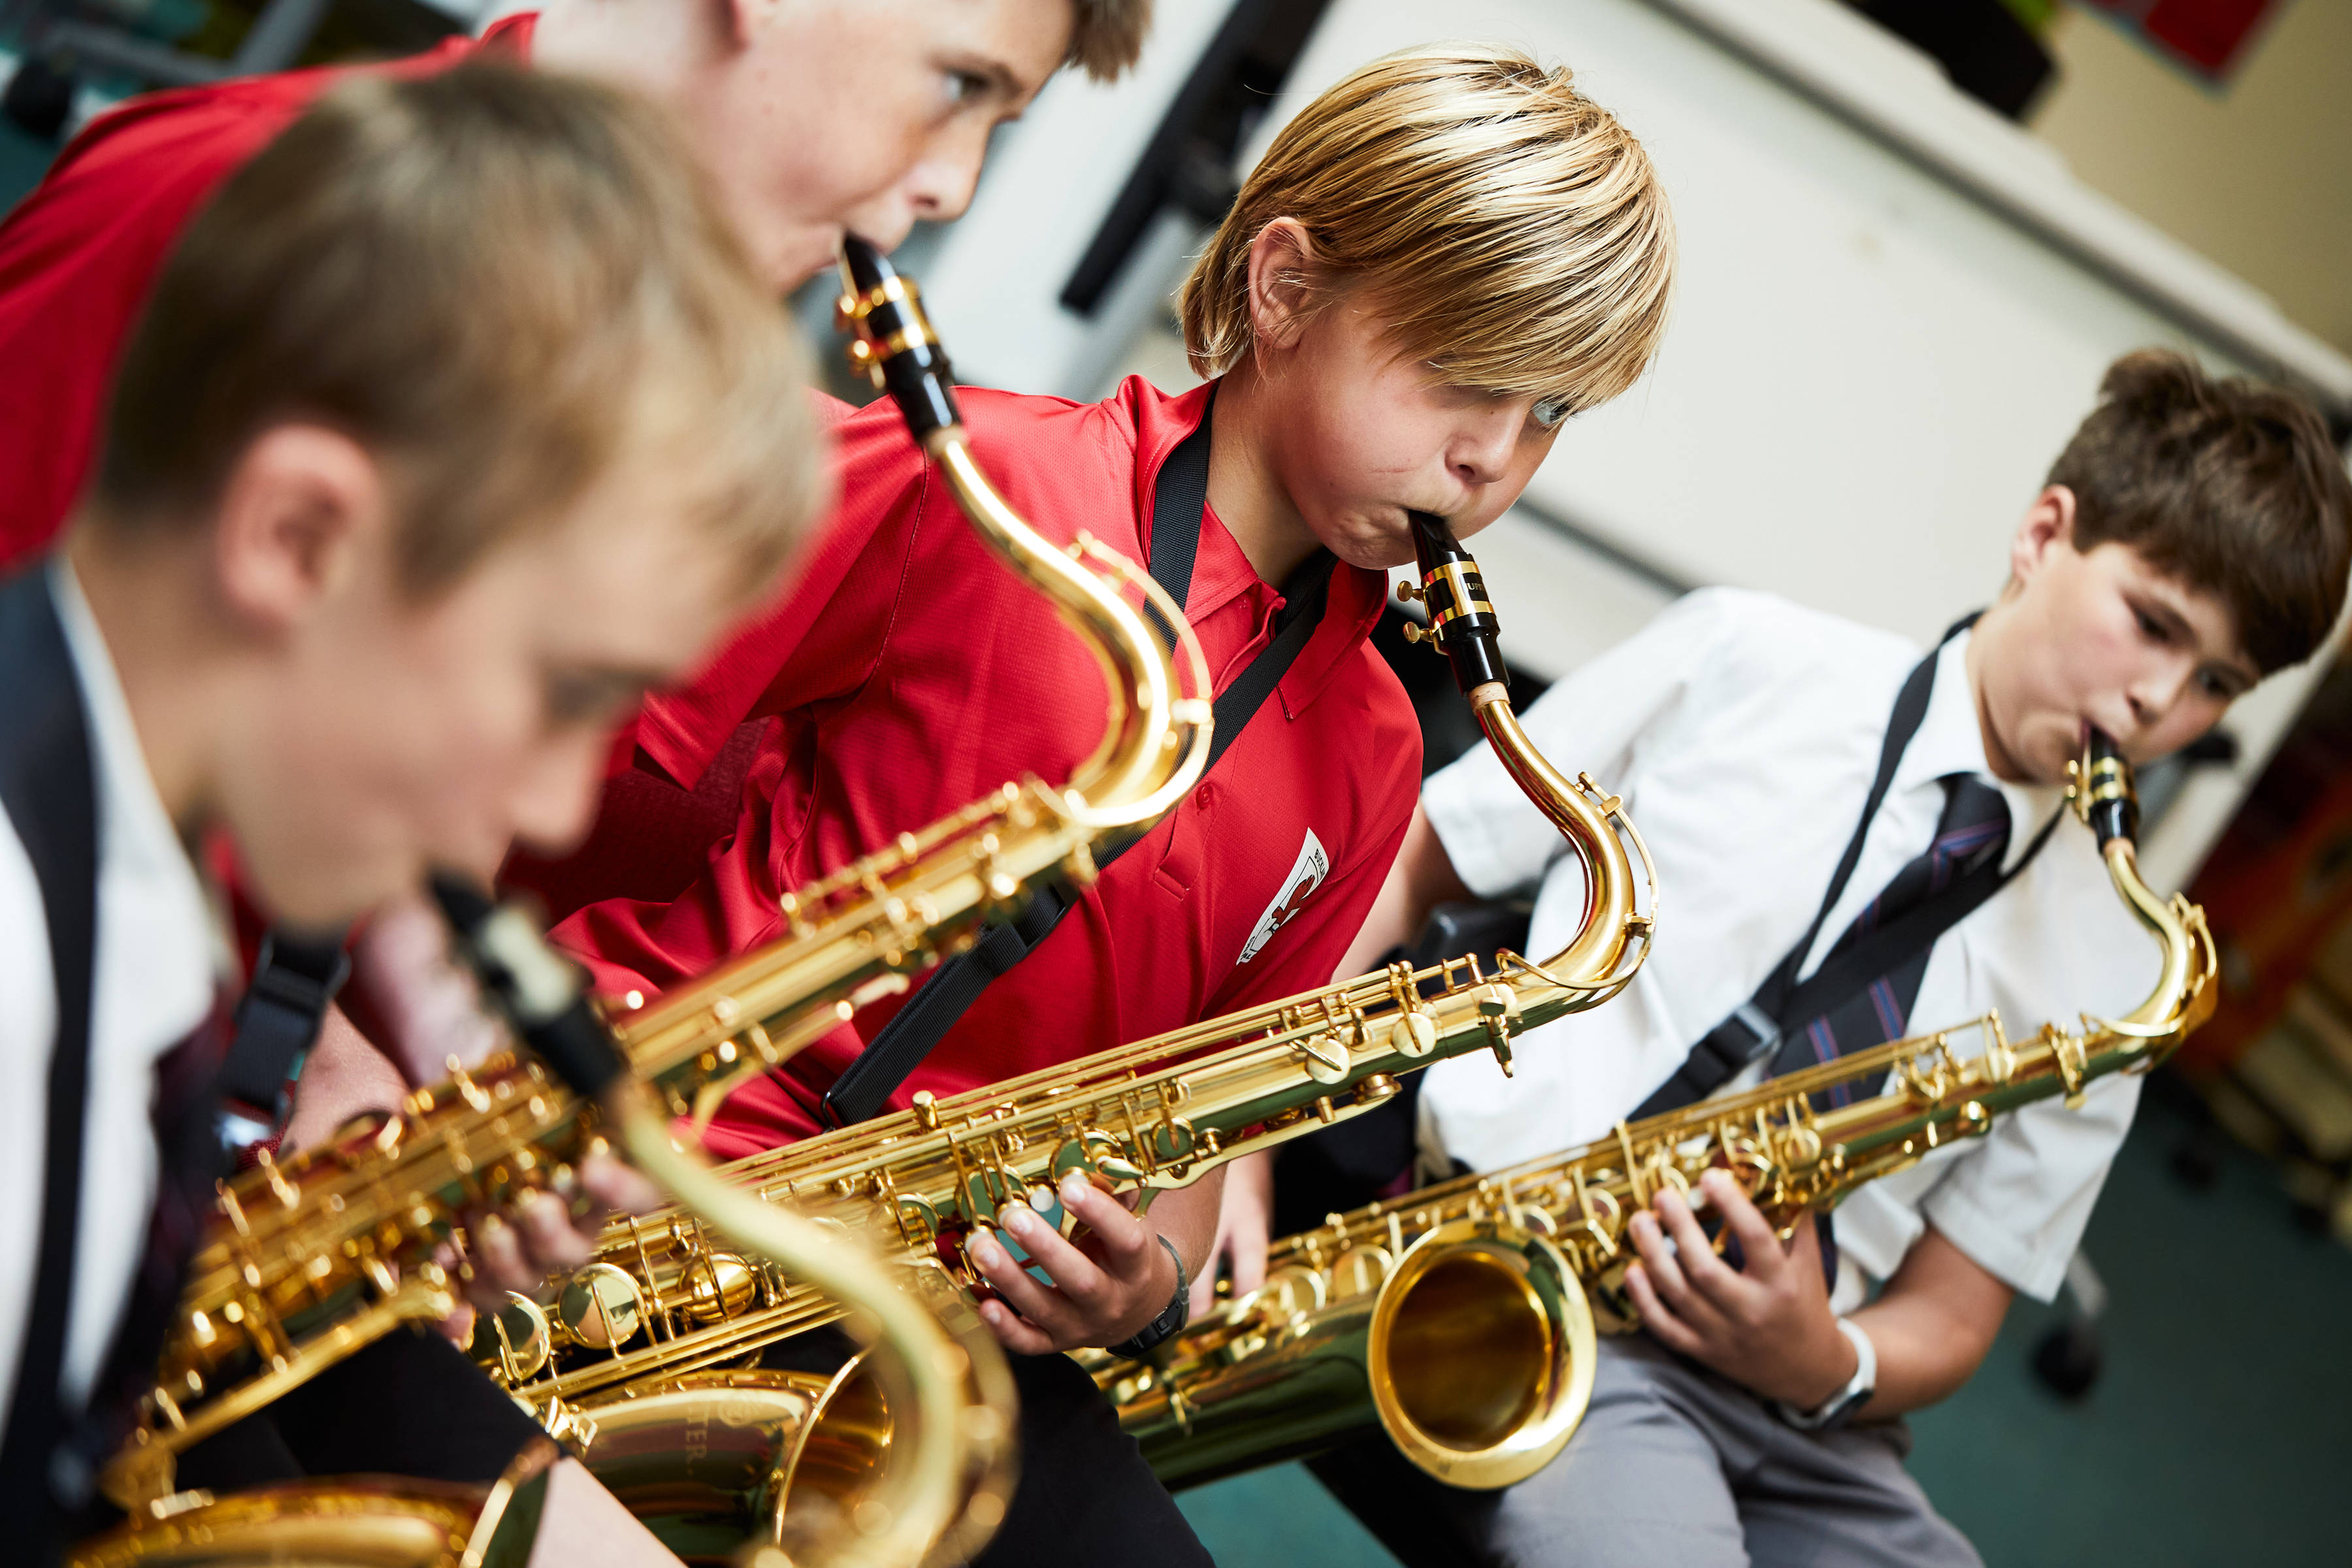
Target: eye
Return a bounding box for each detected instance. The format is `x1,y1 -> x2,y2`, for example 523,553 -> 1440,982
544,669 -> 634,729
2196,667 -> 2237,701
2132,606 -> 2170,643
944,69 -> 992,108
1531,395 -> 1573,430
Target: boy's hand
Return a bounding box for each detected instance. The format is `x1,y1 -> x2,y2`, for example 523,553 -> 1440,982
1193,1151 -> 1273,1317
1622,1169 -> 1855,1411
967,1171 -> 1186,1354
461,1152 -> 662,1308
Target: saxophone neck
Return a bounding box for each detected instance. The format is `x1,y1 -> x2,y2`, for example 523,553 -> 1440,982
2067,728 -> 2208,1043
1399,511 -> 1650,1003
838,235 -> 1209,828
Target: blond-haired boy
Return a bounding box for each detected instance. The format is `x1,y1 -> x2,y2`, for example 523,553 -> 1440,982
506,42 -> 1674,1565
0,65 -> 820,1563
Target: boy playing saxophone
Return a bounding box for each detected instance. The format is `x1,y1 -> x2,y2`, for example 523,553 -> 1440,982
512,43 -> 1676,1564
1304,351 -> 2352,1567
0,67 -> 822,1564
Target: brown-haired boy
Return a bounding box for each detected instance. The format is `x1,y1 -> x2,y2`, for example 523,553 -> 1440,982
506,42 -> 1675,1565
1312,350 -> 2352,1567
0,65 -> 819,1564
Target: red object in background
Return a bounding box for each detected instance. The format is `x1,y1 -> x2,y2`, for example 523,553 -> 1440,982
2081,0 -> 2281,80
2176,661 -> 2352,1075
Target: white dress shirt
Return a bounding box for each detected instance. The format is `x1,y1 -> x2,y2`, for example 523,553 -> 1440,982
1418,587 -> 2159,1303
0,564 -> 216,1418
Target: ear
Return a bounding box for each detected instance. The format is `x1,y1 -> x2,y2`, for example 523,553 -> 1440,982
210,424 -> 388,636
1244,217 -> 1321,357
2006,484 -> 2078,591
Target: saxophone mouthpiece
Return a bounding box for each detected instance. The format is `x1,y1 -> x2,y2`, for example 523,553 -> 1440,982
837,233 -> 960,446
1407,510 -> 1508,697
429,870 -> 627,1102
2076,727 -> 2140,848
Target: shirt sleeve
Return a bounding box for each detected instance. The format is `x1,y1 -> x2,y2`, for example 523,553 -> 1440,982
1423,588 -> 1727,901
0,92 -> 291,566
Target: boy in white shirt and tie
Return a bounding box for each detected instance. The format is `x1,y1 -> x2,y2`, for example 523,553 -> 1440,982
1286,350 -> 2352,1567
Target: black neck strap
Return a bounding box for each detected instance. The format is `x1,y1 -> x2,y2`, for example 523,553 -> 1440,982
0,567 -> 102,1546
819,395 -> 1333,1127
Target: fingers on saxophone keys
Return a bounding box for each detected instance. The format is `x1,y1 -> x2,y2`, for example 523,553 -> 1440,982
580,1152 -> 664,1218
472,1211 -> 531,1296
1621,1260 -> 1701,1354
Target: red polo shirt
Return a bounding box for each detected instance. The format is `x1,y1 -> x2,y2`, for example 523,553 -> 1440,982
0,16 -> 535,566
529,378 -> 1422,1156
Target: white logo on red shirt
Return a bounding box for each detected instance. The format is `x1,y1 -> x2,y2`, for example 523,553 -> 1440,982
1239,829 -> 1330,964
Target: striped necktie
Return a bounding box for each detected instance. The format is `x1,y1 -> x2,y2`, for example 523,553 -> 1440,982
1768,774 -> 2012,1108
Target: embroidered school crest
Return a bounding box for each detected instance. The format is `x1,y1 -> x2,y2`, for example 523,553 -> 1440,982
1239,829 -> 1330,964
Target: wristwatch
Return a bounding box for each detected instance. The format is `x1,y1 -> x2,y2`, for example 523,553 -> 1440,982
1109,1235 -> 1191,1360
1776,1317 -> 1878,1430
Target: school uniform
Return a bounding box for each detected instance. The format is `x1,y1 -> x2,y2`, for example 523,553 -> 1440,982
531,378 -> 1422,1154
0,14 -> 536,567
0,563 -> 219,1559
1320,587 -> 2155,1568
0,565 -> 546,1561
513,377 -> 1424,1566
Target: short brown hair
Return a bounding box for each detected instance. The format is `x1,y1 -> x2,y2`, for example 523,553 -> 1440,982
2051,350 -> 2352,674
1179,44 -> 1674,416
1070,0 -> 1151,80
97,64 -> 822,596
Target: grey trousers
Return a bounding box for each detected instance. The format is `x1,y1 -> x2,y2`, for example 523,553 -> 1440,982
1309,1334 -> 1982,1568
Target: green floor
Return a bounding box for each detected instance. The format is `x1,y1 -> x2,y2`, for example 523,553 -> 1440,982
1175,1087 -> 2352,1566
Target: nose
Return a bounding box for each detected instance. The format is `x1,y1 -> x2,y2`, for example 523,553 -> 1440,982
2125,653 -> 2200,734
904,123 -> 990,225
1448,406 -> 1522,491
505,736 -> 607,860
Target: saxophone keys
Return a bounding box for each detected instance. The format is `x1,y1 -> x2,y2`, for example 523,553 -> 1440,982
557,1262 -> 646,1350
1388,1012 -> 1439,1058
1299,1032 -> 1350,1085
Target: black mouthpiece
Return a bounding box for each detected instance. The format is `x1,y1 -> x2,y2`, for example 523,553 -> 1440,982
838,234 -> 960,444
429,871 -> 626,1101
1408,510 -> 1507,694
2079,728 -> 2140,848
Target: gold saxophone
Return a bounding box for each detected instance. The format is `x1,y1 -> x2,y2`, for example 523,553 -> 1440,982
76,233 -> 1213,1568
1092,734 -> 2215,1493
474,415 -> 1656,1552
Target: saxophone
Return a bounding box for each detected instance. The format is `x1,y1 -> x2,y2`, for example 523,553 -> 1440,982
474,378 -> 1657,1551
79,231 -> 1213,1567
1092,732 -> 2214,1492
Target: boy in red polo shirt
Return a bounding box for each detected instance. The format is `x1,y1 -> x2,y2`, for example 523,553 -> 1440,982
0,0 -> 1149,1301
0,0 -> 1149,566
517,43 -> 1677,1561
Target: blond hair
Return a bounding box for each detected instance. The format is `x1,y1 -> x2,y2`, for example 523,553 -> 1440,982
1070,0 -> 1152,80
99,63 -> 822,595
1180,44 -> 1674,416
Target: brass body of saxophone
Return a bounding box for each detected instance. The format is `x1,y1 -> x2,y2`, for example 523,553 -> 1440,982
1094,734 -> 2214,1494
478,402 -> 1656,1550
81,231 -> 1211,1568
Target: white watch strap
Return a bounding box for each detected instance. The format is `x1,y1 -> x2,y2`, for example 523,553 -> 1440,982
1777,1316 -> 1877,1430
